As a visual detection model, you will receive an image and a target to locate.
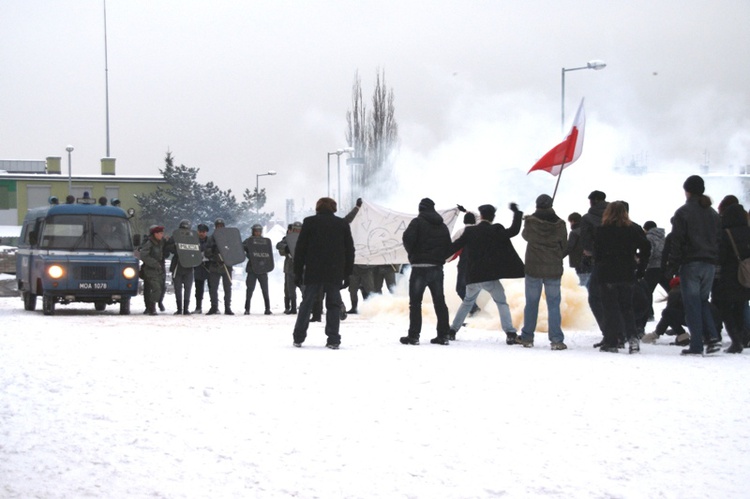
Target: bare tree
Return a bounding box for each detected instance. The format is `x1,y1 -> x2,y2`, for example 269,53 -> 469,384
345,68 -> 399,203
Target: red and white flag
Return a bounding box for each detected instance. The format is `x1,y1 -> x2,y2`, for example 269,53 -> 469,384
528,99 -> 585,176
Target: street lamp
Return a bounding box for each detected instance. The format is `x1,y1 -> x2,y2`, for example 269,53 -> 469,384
561,59 -> 606,131
327,148 -> 354,200
66,145 -> 74,194
326,147 -> 354,201
255,170 -> 276,213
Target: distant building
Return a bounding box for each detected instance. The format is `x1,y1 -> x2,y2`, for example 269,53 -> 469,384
0,157 -> 166,235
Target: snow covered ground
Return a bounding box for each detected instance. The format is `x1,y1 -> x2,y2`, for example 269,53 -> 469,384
1,269 -> 749,498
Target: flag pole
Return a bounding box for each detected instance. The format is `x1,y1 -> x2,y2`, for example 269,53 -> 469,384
551,157 -> 567,203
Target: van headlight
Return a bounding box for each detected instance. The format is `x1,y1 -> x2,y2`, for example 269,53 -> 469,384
123,266 -> 137,279
48,265 -> 64,279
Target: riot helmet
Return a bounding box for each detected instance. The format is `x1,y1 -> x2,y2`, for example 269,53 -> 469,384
214,218 -> 225,228
179,219 -> 191,229
252,224 -> 263,235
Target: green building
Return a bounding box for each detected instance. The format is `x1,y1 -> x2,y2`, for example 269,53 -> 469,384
0,157 -> 165,237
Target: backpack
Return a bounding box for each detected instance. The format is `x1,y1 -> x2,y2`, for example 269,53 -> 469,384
726,229 -> 750,288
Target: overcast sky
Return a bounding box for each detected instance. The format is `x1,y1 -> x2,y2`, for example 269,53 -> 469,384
1,0 -> 748,222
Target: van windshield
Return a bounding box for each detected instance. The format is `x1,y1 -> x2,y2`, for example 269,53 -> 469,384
40,215 -> 132,251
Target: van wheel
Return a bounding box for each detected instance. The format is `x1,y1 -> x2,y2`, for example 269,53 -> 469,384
23,291 -> 37,311
42,295 -> 55,316
119,297 -> 131,315
94,302 -> 107,311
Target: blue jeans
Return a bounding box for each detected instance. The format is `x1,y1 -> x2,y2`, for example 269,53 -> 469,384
680,261 -> 719,351
451,280 -> 517,334
293,282 -> 343,346
520,276 -> 563,344
408,266 -> 450,339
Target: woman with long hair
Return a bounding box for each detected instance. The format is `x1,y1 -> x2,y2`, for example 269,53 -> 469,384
594,201 -> 651,353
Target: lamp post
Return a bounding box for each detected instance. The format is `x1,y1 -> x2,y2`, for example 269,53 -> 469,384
66,145 -> 74,194
561,59 -> 606,131
255,170 -> 277,212
326,148 -> 354,201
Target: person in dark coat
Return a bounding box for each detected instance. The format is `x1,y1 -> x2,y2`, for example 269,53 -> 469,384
193,223 -> 210,313
594,201 -> 651,353
446,202 -> 525,344
164,219 -> 195,315
712,203 -> 750,353
139,225 -> 166,316
242,224 -> 272,315
666,175 -> 722,355
518,195 -> 568,350
580,190 -> 609,346
400,198 -> 452,345
643,220 -> 667,319
566,212 -> 588,286
293,197 -> 355,349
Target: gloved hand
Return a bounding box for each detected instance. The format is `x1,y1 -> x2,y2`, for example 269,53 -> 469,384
457,204 -> 466,212
340,277 -> 350,289
510,202 -> 520,213
356,198 -> 363,208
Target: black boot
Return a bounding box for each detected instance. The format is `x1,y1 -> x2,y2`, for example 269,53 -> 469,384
400,336 -> 419,345
430,335 -> 449,345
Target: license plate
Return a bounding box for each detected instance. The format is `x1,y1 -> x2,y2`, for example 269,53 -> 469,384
79,282 -> 108,290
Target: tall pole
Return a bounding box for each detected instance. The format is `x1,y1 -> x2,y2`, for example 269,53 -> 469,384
103,0 -> 111,157
327,153 -> 332,197
336,152 -> 342,203
66,145 -> 74,194
560,67 -> 566,133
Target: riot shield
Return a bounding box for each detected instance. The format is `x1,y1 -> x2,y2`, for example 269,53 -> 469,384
213,227 -> 245,266
172,228 -> 202,268
286,232 -> 299,259
247,237 -> 275,274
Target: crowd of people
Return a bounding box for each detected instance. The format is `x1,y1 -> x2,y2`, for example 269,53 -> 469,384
138,174 -> 750,355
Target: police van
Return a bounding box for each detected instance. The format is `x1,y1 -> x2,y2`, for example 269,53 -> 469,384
16,203 -> 140,315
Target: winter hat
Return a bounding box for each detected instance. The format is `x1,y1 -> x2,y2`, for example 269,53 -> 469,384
315,197 -> 338,213
418,198 -> 435,211
588,190 -> 606,202
463,212 -> 476,225
683,175 -> 705,195
149,225 -> 164,235
478,204 -> 496,219
536,194 -> 553,210
197,223 -> 209,232
643,221 -> 656,231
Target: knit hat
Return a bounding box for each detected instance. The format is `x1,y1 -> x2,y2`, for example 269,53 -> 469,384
463,212 -> 476,225
683,175 -> 705,195
536,194 -> 553,209
643,221 -> 656,231
149,225 -> 164,235
588,190 -> 606,202
478,204 -> 496,219
418,198 -> 435,211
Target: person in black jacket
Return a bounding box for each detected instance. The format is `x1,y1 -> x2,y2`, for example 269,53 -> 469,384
594,201 -> 651,353
401,198 -> 452,345
712,203 -> 750,353
292,197 -> 355,349
666,175 -> 722,355
447,203 -> 525,344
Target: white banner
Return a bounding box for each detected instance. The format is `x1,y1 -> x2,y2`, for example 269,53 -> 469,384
350,200 -> 460,265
